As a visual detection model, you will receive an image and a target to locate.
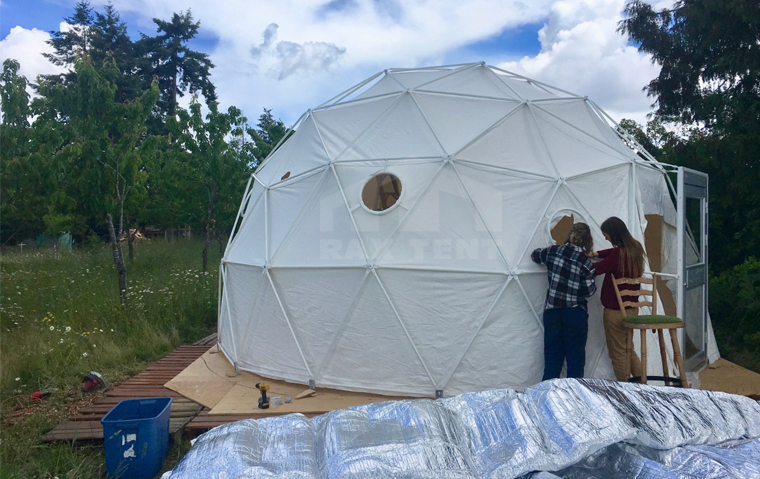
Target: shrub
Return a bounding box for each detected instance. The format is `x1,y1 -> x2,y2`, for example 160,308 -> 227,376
709,257 -> 760,372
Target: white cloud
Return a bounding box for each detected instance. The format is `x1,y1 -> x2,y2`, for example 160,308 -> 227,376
0,25 -> 66,82
497,0 -> 660,124
250,23 -> 346,80
89,0 -> 556,123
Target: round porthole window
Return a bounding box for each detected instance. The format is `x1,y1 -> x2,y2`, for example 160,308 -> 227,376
361,173 -> 402,213
546,208 -> 589,245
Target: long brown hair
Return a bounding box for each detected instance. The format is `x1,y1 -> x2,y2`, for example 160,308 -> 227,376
565,222 -> 594,255
600,217 -> 645,277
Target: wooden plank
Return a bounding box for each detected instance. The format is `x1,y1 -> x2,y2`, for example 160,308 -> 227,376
193,333 -> 218,346
107,390 -> 182,398
44,417 -> 197,441
78,402 -> 200,415
69,410 -> 200,421
42,342 -> 209,443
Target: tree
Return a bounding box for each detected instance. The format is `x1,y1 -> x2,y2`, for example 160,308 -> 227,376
90,2 -> 146,104
167,100 -> 248,271
38,54 -> 159,305
142,10 -> 216,119
42,2 -> 146,105
248,108 -> 288,168
44,1 -> 94,68
621,0 -> 760,273
0,59 -> 51,244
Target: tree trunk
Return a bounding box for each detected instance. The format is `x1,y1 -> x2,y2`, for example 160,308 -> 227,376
107,213 -> 129,308
170,73 -> 178,116
202,208 -> 211,273
127,220 -> 137,262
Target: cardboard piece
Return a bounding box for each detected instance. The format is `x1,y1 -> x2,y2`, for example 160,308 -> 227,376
164,348 -> 408,416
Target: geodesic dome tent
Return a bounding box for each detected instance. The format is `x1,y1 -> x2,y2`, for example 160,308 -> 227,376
219,62 -> 717,398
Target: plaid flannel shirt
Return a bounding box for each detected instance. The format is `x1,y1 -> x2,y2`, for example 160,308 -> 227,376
531,242 -> 597,311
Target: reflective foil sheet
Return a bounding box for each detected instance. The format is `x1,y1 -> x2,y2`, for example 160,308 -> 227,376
163,379 -> 760,479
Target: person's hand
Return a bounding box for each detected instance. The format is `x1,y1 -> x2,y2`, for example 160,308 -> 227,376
588,251 -> 598,258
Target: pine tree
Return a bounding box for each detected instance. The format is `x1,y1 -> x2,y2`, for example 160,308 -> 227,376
44,0 -> 94,67
141,10 -> 216,119
90,2 -> 145,103
248,108 -> 288,168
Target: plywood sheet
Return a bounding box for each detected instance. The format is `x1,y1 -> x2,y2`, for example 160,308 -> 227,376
700,359 -> 760,396
164,350 -> 236,408
165,348 -> 408,416
210,383 -> 400,416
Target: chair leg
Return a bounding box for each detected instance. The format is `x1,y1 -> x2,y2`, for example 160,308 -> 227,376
657,329 -> 670,386
625,329 -> 633,380
669,328 -> 688,387
640,329 -> 648,385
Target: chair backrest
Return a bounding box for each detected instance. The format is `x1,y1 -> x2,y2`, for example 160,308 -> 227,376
611,274 -> 657,317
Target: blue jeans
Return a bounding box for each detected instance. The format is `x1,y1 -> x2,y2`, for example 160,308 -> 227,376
542,307 -> 588,380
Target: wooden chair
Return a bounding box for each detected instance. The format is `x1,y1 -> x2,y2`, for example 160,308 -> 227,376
611,274 -> 688,387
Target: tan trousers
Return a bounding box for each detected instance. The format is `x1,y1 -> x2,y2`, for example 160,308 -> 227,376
603,308 -> 643,381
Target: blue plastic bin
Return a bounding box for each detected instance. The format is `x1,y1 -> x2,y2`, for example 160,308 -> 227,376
101,397 -> 172,479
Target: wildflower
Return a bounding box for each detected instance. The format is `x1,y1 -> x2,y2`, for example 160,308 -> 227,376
93,344 -> 96,348
82,352 -> 88,357
15,377 -> 20,381
110,329 -> 114,332
65,326 -> 71,332
49,326 -> 54,331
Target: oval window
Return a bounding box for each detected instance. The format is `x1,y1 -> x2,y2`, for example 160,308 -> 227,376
362,173 -> 402,212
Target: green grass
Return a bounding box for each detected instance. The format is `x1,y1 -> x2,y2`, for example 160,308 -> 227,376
1,239 -> 220,478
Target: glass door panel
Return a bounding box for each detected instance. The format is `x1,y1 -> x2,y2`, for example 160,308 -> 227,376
678,167 -> 708,371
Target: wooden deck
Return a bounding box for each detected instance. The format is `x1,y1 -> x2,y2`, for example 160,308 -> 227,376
41,330 -> 760,441
42,334 -> 217,442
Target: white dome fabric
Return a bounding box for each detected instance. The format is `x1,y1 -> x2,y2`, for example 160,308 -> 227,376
219,63 -> 699,397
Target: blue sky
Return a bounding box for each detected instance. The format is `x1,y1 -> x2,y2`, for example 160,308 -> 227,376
0,0 -> 220,56
0,0 -> 663,125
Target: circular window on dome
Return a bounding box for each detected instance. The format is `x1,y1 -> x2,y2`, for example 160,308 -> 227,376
362,173 -> 402,213
546,208 -> 589,245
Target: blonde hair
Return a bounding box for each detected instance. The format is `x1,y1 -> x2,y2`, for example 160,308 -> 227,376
566,222 -> 594,254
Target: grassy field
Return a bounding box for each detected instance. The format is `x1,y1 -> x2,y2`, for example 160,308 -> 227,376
1,239 -> 220,478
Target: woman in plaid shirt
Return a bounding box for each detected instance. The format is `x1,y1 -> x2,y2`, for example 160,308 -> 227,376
531,223 -> 597,380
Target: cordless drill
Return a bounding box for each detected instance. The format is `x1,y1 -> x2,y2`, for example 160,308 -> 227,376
255,382 -> 270,409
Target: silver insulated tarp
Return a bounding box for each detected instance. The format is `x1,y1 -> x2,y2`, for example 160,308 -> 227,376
164,379 -> 760,478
